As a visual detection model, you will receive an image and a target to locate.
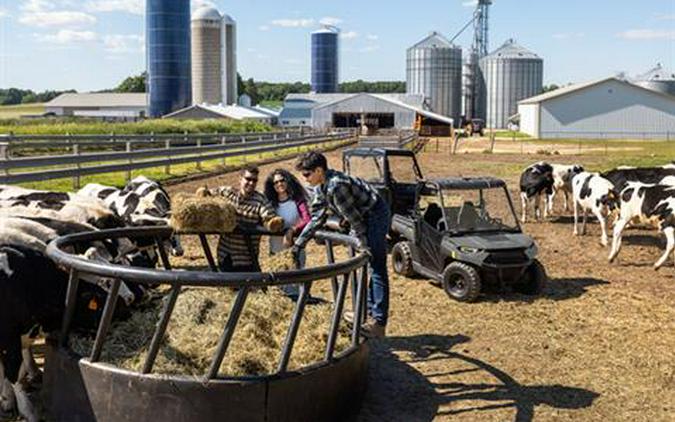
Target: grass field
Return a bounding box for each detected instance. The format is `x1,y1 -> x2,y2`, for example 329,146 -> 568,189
0,103 -> 46,119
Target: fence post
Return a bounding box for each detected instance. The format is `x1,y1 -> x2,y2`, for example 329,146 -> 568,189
221,135 -> 227,167
0,137 -> 10,177
125,140 -> 132,182
72,142 -> 80,190
165,136 -> 171,175
196,137 -> 203,170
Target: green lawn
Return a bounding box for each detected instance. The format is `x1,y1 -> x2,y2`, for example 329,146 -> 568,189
0,103 -> 46,119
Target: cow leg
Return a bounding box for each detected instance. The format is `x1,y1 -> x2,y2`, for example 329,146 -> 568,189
563,190 -> 570,212
534,195 -> 541,221
520,193 -> 528,223
548,190 -> 556,215
594,208 -> 609,246
573,199 -> 580,236
654,226 -> 674,270
581,209 -> 588,235
608,218 -> 629,262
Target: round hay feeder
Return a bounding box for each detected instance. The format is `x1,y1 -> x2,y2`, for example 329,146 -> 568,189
44,227 -> 371,422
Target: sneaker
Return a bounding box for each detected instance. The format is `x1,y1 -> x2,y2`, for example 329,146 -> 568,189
343,310 -> 355,324
360,318 -> 386,339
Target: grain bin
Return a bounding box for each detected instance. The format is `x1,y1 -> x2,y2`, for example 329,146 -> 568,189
407,31 -> 463,122
634,63 -> 675,97
311,26 -> 339,93
147,0 -> 191,117
221,14 -> 238,105
480,39 -> 543,129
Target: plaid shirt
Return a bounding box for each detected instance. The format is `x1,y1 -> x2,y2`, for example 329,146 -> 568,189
215,186 -> 277,268
295,169 -> 380,248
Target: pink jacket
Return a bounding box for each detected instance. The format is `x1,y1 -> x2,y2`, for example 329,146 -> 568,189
293,200 -> 311,235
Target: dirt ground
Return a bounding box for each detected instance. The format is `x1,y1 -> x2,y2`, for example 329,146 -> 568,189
165,146 -> 674,422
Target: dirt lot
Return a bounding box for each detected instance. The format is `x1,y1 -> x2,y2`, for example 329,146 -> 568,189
165,145 -> 674,422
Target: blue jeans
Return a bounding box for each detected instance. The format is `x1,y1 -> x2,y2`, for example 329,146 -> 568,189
366,198 -> 390,326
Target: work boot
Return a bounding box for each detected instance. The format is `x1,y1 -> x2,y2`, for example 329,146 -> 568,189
360,318 -> 386,339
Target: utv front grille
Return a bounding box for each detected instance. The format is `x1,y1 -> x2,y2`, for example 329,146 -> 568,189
484,250 -> 528,266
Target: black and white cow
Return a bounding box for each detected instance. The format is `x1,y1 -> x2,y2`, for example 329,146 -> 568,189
608,182 -> 675,269
519,162 -> 554,223
548,164 -> 584,214
78,176 -> 183,263
571,172 -> 618,246
601,167 -> 675,193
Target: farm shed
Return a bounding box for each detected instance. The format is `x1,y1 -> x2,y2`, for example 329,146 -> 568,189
45,93 -> 148,120
518,77 -> 675,140
163,103 -> 277,124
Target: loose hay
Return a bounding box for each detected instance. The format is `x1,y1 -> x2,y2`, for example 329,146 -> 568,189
170,193 -> 237,233
70,286 -> 350,377
262,249 -> 297,272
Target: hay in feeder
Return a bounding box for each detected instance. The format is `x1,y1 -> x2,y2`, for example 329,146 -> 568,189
265,216 -> 285,234
170,193 -> 237,233
263,249 -> 297,272
70,286 -> 350,377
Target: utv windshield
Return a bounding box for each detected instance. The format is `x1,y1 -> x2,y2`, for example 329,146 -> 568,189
346,154 -> 421,184
420,186 -> 520,233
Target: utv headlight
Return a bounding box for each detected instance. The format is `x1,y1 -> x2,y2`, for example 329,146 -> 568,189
459,246 -> 481,254
525,243 -> 538,258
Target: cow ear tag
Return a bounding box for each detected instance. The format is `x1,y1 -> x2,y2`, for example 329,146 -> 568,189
88,298 -> 98,311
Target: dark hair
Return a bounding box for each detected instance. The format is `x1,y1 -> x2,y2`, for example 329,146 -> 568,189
295,152 -> 327,172
264,168 -> 308,207
240,164 -> 259,176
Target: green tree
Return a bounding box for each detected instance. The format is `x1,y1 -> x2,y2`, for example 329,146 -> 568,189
542,84 -> 560,93
244,78 -> 259,105
115,72 -> 147,92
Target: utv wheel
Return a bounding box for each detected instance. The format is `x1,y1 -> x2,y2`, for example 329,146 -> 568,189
442,262 -> 481,302
391,241 -> 415,277
514,259 -> 547,295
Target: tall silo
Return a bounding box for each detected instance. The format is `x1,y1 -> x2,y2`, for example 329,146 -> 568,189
406,31 -> 463,122
191,6 -> 222,105
634,63 -> 675,96
147,0 -> 191,118
311,26 -> 339,93
222,14 -> 238,105
480,39 -> 543,129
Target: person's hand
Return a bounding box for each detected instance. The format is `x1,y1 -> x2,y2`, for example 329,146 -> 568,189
354,236 -> 371,257
290,245 -> 303,268
266,216 -> 285,233
283,229 -> 294,248
339,219 -> 350,232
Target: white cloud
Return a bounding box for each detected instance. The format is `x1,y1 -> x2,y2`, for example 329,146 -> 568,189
0,8 -> 9,18
103,34 -> 143,53
319,16 -> 342,26
366,34 -> 379,41
359,45 -> 380,53
85,0 -> 143,15
258,25 -> 270,31
191,0 -> 217,12
552,32 -> 585,40
617,29 -> 675,40
341,31 -> 359,40
22,0 -> 55,13
270,18 -> 314,28
19,11 -> 96,27
35,29 -> 98,44
462,0 -> 478,7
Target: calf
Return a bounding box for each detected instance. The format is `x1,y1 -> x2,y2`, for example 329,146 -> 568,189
548,164 -> 584,214
519,162 -> 554,223
608,182 -> 675,269
601,167 -> 675,193
571,172 -> 618,246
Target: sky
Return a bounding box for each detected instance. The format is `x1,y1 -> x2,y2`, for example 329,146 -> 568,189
0,0 -> 673,92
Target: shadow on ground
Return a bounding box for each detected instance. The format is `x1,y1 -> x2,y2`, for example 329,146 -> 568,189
357,334 -> 599,422
476,277 -> 609,304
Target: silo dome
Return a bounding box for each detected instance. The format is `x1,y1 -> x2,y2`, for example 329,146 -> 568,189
191,6 -> 221,21
480,39 -> 543,129
406,31 -> 463,122
634,63 -> 675,96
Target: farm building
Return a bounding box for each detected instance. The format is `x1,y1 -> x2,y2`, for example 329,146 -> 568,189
45,93 -> 148,120
518,77 -> 675,139
279,93 -> 454,135
163,103 -> 278,124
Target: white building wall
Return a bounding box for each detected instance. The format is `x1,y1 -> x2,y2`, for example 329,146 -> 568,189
538,79 -> 675,139
312,95 -> 416,129
518,103 -> 539,137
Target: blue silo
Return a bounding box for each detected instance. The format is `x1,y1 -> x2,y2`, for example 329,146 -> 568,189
146,0 -> 191,117
311,27 -> 339,93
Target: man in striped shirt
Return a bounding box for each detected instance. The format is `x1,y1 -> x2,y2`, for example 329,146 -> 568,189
216,165 -> 280,272
292,152 -> 390,338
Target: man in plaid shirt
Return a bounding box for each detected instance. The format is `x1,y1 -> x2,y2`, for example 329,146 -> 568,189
292,152 -> 390,338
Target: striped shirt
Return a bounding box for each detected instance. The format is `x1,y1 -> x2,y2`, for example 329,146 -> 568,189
216,186 -> 277,268
296,169 -> 380,248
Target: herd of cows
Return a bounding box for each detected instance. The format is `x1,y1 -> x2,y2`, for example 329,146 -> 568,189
519,161 -> 675,269
0,176 -> 180,421
0,158 -> 674,421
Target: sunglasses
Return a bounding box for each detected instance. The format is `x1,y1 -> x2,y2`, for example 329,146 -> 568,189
301,170 -> 313,178
273,179 -> 286,185
243,176 -> 258,183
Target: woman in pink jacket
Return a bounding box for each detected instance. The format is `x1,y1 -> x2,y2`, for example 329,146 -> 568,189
264,169 -> 311,298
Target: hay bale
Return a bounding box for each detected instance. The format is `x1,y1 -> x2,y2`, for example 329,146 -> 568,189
70,287 -> 350,377
265,216 -> 285,233
170,193 -> 237,233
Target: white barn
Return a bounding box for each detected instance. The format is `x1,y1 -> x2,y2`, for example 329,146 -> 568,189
518,77 -> 675,139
